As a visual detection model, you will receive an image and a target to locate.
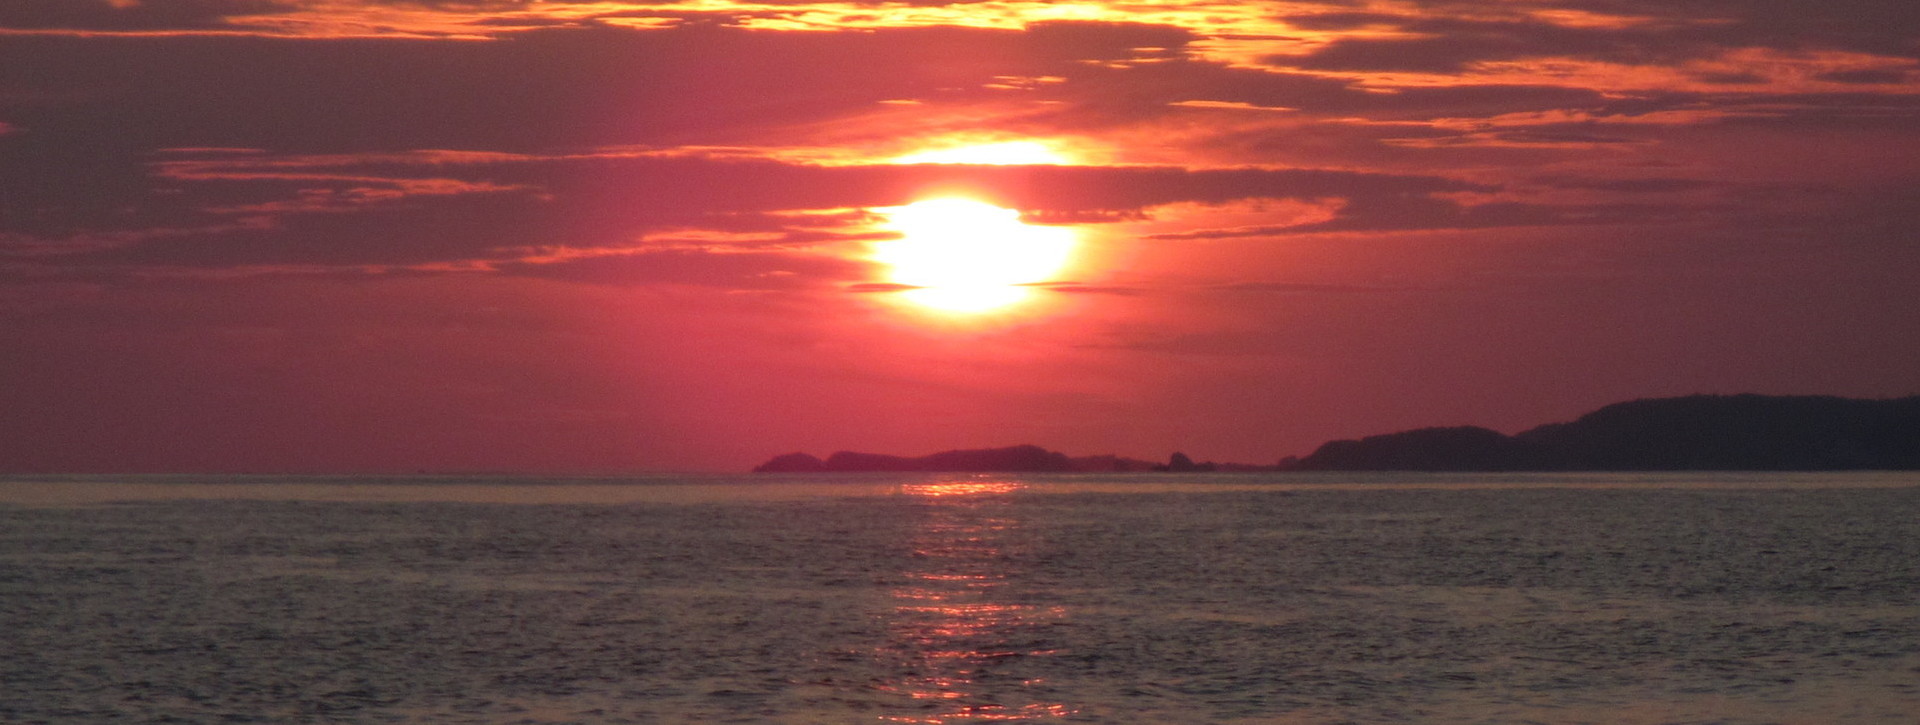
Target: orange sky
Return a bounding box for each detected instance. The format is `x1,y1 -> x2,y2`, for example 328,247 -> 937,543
2,1 -> 1917,472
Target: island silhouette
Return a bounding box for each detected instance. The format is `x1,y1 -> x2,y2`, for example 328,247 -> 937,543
754,394 -> 1920,473
754,445 -> 1164,473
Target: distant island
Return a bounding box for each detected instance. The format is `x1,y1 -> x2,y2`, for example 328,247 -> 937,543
753,445 -> 1170,473
1285,394 -> 1919,471
752,394 -> 1920,473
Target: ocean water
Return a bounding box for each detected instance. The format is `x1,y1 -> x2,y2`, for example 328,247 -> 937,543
2,472 -> 1918,724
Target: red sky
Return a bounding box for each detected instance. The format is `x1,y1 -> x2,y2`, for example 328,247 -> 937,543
3,1 -> 1917,472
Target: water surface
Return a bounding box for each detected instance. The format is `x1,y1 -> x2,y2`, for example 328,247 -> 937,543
3,472 -> 1916,723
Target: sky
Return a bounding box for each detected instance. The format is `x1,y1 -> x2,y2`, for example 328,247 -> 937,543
2,0 -> 1917,473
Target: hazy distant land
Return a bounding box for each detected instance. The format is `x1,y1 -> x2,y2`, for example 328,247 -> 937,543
754,445 -> 1169,474
754,394 -> 1920,473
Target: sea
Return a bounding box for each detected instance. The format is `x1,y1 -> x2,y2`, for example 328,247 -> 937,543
3,472 -> 1918,724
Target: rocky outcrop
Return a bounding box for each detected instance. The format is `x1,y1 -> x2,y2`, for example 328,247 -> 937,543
1156,452 -> 1219,472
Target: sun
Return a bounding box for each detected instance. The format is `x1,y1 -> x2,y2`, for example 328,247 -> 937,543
871,198 -> 1078,313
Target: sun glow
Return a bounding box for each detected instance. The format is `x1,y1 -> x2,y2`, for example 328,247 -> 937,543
872,198 -> 1078,313
891,141 -> 1073,166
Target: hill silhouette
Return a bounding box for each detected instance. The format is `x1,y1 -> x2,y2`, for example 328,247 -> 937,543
753,395 -> 1919,473
1287,394 -> 1920,471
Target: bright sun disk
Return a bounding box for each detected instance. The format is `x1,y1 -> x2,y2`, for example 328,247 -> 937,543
872,198 -> 1078,314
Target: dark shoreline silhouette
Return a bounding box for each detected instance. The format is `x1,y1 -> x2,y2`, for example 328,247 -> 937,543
752,445 -> 1167,474
752,394 -> 1920,473
1286,394 -> 1919,471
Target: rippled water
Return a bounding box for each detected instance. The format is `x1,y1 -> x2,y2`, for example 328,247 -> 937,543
3,473 -> 1918,723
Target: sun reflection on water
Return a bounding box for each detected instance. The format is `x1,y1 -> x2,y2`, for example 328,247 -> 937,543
899,480 -> 1026,497
872,479 -> 1074,723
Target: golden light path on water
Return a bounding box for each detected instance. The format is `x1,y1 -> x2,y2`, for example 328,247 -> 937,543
879,480 -> 1075,722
